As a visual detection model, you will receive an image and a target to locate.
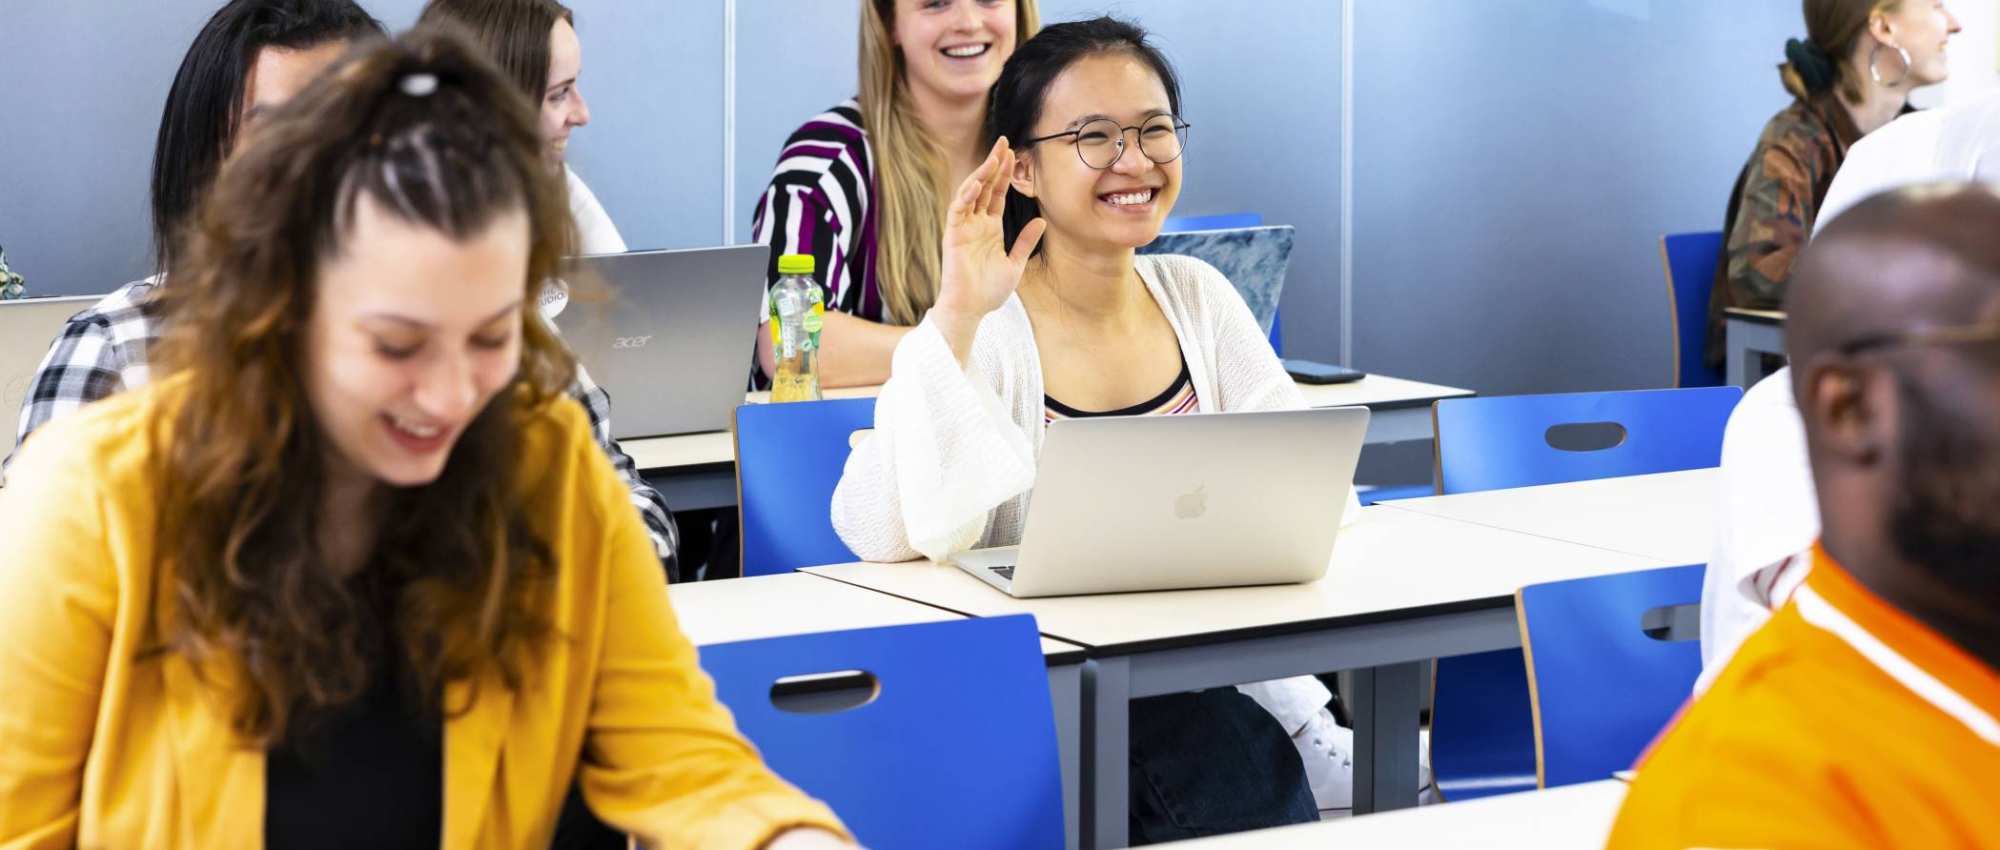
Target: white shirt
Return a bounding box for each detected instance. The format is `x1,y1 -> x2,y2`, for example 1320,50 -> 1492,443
1817,90 -> 2000,233
567,165 -> 627,255
1697,367 -> 1818,691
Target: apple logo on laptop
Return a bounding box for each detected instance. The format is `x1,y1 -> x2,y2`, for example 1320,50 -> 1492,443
1174,485 -> 1208,519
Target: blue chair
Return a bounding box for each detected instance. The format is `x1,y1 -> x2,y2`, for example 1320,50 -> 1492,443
1163,212 -> 1263,232
699,615 -> 1065,850
1142,222 -> 1289,354
1151,213 -> 1282,353
1517,564 -> 1705,788
1427,387 -> 1740,800
1661,232 -> 1726,388
734,397 -> 875,577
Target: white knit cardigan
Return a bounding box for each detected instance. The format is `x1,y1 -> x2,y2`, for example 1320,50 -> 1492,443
831,253 -> 1362,564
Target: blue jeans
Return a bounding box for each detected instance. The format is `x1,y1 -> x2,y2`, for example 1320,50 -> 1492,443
1128,689 -> 1318,845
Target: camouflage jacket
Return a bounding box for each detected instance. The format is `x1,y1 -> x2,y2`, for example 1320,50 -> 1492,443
1706,94 -> 1863,367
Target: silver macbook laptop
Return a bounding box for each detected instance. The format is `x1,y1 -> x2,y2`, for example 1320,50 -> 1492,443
950,406 -> 1370,597
556,245 -> 766,438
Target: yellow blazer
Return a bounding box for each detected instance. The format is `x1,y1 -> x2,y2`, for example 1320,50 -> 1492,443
0,379 -> 844,849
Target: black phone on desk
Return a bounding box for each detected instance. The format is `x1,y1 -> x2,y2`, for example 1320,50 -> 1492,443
1283,359 -> 1366,385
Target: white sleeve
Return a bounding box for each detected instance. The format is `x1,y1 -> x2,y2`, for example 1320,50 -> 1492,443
566,167 -> 629,255
830,318 -> 1037,562
1697,368 -> 1819,690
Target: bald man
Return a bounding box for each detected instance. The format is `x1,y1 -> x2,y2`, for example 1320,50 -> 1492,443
1609,184 -> 2000,848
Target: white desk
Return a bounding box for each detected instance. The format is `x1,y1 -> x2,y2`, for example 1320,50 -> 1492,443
803,507 -> 1669,848
1723,307 -> 1784,388
1376,468 -> 1718,565
1153,780 -> 1628,849
627,375 -> 1472,510
670,573 -> 1088,850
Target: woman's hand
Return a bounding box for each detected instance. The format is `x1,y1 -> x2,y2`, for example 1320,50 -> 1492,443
929,136 -> 1048,364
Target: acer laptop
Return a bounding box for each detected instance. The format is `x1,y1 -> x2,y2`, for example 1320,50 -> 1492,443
949,406 -> 1370,597
555,245 -> 766,438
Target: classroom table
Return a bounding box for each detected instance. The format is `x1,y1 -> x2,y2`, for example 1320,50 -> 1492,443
1376,468 -> 1718,566
1151,780 -> 1628,849
628,375 -> 1474,510
1723,307 -> 1785,388
801,506 -> 1671,849
669,574 -> 1090,850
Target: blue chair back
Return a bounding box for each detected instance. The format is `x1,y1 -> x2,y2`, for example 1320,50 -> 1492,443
1661,232 -> 1726,388
1518,564 -> 1705,787
734,397 -> 875,576
1432,387 -> 1743,495
1140,222 -> 1289,353
700,615 -> 1065,850
1162,212 -> 1263,232
1428,386 -> 1737,800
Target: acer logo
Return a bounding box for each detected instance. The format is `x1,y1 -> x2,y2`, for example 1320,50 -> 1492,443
612,335 -> 653,349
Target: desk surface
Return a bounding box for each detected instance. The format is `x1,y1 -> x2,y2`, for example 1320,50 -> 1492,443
1155,781 -> 1627,849
803,506 -> 1668,654
627,375 -> 1473,474
668,573 -> 1084,662
1723,307 -> 1785,325
1377,468 -> 1716,565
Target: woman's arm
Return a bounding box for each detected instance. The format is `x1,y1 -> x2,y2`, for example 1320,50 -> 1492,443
755,309 -> 910,389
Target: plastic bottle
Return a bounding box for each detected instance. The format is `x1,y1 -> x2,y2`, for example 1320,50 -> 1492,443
768,254 -> 824,402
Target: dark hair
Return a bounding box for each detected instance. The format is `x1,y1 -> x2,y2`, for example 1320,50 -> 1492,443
417,0 -> 575,102
150,23 -> 578,744
987,16 -> 1183,255
150,0 -> 385,275
1783,0 -> 1902,101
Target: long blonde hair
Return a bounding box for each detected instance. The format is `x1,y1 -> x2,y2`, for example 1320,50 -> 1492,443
860,0 -> 1039,326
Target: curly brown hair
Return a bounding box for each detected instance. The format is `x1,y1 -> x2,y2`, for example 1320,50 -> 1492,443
147,24 -> 580,744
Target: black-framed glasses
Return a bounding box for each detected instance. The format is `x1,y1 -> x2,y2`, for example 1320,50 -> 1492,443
1024,115 -> 1190,170
1837,321 -> 2000,357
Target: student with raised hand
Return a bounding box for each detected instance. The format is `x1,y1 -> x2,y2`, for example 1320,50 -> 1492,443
829,17 -> 1364,837
1707,0 -> 1958,368
751,0 -> 1040,388
6,0 -> 682,580
1612,184 -> 2000,848
418,0 -> 624,256
0,28 -> 854,850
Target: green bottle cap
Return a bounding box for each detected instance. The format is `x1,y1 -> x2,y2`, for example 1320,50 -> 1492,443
777,254 -> 815,276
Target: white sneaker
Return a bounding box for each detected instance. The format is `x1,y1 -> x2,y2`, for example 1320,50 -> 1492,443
1292,709 -> 1354,812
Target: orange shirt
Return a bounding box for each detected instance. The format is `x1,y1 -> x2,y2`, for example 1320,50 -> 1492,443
1607,545 -> 2000,849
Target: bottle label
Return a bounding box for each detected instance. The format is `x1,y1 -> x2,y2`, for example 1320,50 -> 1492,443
804,301 -> 824,352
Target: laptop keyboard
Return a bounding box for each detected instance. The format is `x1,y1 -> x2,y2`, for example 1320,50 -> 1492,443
990,566 -> 1015,580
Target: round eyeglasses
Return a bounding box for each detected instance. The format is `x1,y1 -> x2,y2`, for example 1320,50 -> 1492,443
1024,115 -> 1191,170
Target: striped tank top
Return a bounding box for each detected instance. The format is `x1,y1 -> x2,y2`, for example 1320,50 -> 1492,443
1044,358 -> 1200,424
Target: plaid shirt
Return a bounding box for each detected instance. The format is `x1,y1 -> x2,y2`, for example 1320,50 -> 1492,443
4,278 -> 680,578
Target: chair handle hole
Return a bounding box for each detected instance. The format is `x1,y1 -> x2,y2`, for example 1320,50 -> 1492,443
847,429 -> 873,450
769,669 -> 880,714
1544,421 -> 1628,453
1639,603 -> 1701,643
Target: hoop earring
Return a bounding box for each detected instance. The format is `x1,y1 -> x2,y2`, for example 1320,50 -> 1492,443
1870,43 -> 1913,87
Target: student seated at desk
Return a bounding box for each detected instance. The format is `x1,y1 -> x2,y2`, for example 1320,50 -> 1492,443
4,0 -> 679,577
1707,0 -> 1957,370
1612,185 -> 2000,848
751,0 -> 1040,389
1702,87 -> 2000,688
0,30 -> 852,850
418,0 -> 625,256
829,17 -> 1364,839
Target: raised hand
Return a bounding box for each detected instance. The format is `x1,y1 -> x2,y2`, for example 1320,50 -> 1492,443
929,137 -> 1048,362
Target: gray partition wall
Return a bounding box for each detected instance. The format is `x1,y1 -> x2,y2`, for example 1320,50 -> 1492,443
1348,0 -> 1802,395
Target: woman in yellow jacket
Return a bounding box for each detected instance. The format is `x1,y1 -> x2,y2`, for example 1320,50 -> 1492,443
0,27 -> 852,850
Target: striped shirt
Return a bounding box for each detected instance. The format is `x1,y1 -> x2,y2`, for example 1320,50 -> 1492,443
750,100 -> 882,323
1044,358 -> 1201,425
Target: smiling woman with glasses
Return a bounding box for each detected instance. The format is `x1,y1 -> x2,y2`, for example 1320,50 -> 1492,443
828,15 -> 1366,843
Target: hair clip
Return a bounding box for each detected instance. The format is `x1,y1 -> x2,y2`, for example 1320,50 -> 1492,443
400,72 -> 439,97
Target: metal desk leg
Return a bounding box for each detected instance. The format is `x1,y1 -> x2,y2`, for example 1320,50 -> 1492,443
1047,663 -> 1084,850
1726,318 -> 1750,388
1083,657 -> 1131,850
1351,661 -> 1424,814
